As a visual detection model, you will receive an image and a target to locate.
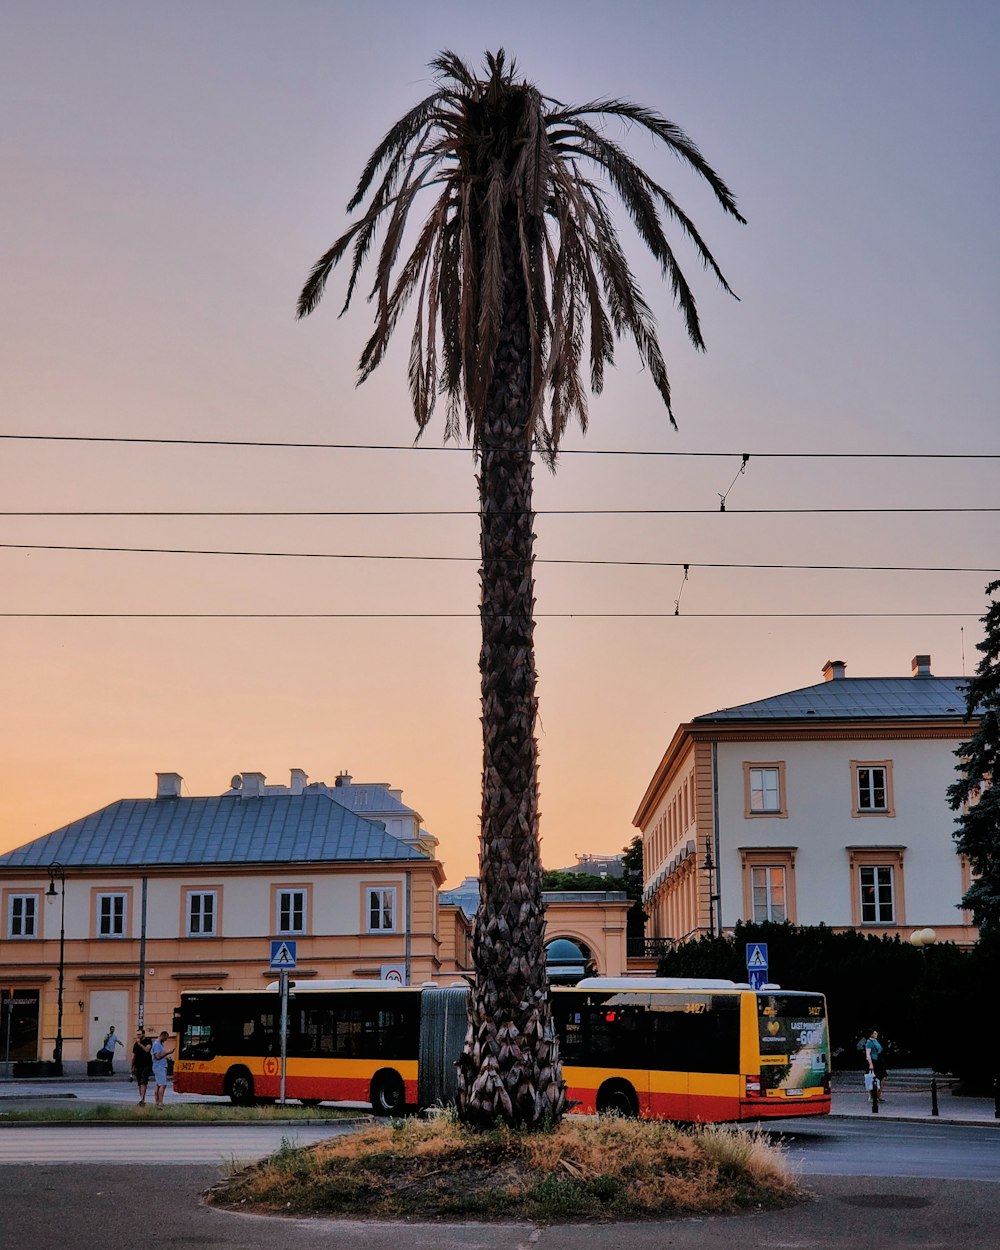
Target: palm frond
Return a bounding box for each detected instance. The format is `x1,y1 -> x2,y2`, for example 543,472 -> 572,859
347,93 -> 441,212
299,49 -> 741,445
550,98 -> 745,222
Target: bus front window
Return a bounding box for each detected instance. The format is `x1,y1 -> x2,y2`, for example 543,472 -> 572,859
757,994 -> 828,1092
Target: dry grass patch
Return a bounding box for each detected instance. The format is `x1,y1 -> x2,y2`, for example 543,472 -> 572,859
207,1111 -> 800,1222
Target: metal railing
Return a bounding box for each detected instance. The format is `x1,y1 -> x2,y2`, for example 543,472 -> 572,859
626,937 -> 677,958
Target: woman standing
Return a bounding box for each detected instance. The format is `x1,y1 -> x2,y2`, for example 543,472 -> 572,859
865,1029 -> 888,1102
131,1030 -> 152,1106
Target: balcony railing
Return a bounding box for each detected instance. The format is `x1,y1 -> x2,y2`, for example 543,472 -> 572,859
626,936 -> 676,959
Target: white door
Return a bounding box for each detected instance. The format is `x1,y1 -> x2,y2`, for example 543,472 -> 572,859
88,990 -> 130,1061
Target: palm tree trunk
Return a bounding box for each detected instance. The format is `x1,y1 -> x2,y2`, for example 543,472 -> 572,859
456,223 -> 566,1129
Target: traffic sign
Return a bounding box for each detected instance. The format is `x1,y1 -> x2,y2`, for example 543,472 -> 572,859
270,940 -> 297,970
746,942 -> 768,990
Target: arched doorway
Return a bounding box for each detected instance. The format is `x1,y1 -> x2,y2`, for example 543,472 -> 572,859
545,937 -> 594,984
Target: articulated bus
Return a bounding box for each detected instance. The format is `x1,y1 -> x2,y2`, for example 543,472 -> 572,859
172,977 -> 831,1122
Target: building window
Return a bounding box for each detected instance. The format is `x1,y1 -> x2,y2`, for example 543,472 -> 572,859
751,866 -> 786,922
275,888 -> 307,935
859,865 -> 895,924
97,892 -> 127,937
186,891 -> 217,937
848,847 -> 905,927
743,762 -> 787,817
852,760 -> 894,817
738,847 -> 797,924
367,887 -> 397,932
7,893 -> 39,938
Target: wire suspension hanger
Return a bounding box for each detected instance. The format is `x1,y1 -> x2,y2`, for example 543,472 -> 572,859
719,454 -> 750,512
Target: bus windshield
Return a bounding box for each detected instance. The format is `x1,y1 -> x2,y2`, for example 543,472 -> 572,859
756,993 -> 828,1092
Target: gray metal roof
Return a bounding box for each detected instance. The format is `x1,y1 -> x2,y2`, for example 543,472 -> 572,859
439,876 -> 480,916
0,794 -> 430,870
693,676 -> 972,723
325,782 -> 417,817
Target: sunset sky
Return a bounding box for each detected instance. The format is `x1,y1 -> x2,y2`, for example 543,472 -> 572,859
2,2 -> 997,885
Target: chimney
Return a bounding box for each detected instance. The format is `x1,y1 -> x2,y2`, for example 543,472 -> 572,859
155,772 -> 183,800
335,771 -> 352,788
290,768 -> 308,795
911,654 -> 933,678
822,660 -> 847,682
241,771 -> 266,798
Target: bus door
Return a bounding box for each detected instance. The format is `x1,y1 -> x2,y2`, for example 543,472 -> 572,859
587,996 -> 650,1115
646,995 -> 691,1120
648,993 -> 742,1121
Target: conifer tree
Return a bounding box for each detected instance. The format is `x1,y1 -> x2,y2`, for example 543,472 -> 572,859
947,579 -> 1000,931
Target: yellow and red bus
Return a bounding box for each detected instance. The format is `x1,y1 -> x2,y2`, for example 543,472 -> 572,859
172,976 -> 830,1122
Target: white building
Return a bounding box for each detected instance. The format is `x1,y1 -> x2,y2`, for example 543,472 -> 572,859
633,656 -> 977,946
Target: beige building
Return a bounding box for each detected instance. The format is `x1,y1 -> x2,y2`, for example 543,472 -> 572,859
634,656 -> 978,948
0,769 -> 465,1070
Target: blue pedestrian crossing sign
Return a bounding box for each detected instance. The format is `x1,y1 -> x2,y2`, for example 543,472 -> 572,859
270,940 -> 297,970
746,942 -> 768,989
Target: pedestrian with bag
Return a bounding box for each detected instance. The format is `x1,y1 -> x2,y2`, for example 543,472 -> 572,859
864,1028 -> 888,1105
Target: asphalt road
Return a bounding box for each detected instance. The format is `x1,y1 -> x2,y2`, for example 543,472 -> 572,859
1,1165 -> 998,1250
763,1117 -> 1000,1182
1,1117 -> 997,1250
2,1115 -> 997,1182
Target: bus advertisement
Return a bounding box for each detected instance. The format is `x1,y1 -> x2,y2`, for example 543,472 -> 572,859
172,977 -> 831,1122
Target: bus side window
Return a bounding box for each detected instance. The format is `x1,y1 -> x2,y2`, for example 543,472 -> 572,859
650,996 -> 740,1074
588,1004 -> 645,1069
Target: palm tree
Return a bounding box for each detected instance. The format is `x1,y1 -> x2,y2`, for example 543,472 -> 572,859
298,49 -> 743,1129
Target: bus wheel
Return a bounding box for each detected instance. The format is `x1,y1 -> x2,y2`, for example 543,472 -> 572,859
225,1067 -> 255,1106
299,1099 -> 323,1107
370,1069 -> 406,1116
596,1080 -> 639,1117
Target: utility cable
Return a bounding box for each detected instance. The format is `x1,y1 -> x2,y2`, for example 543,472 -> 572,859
1,542 -> 998,574
1,433 -> 997,459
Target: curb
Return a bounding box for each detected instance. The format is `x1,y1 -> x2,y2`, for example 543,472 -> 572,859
828,1111 -> 999,1127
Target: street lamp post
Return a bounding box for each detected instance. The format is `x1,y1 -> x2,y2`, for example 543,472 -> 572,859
703,839 -> 721,938
46,862 -> 66,1074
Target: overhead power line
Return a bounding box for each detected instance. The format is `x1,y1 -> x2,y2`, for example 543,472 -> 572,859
2,507 -> 999,517
0,433 -> 997,459
1,541 -> 998,575
0,611 -> 982,620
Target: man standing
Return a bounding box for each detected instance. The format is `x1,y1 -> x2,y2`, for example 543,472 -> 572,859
151,1030 -> 175,1108
131,1030 -> 153,1106
100,1026 -> 124,1073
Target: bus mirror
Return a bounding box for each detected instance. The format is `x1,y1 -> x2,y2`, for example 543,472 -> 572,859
171,1010 -> 183,1034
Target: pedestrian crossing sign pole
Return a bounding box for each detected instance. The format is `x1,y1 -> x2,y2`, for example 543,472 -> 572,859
269,941 -> 297,1103
746,942 -> 769,990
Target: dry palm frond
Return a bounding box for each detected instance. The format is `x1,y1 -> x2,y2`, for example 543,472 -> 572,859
298,48 -> 743,461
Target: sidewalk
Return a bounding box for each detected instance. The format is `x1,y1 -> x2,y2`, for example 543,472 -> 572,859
830,1068 -> 999,1125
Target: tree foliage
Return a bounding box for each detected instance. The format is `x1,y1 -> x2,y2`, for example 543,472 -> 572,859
541,870 -> 620,891
620,834 -> 647,943
947,579 -> 1000,932
656,920 -> 998,1082
298,48 -> 744,457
